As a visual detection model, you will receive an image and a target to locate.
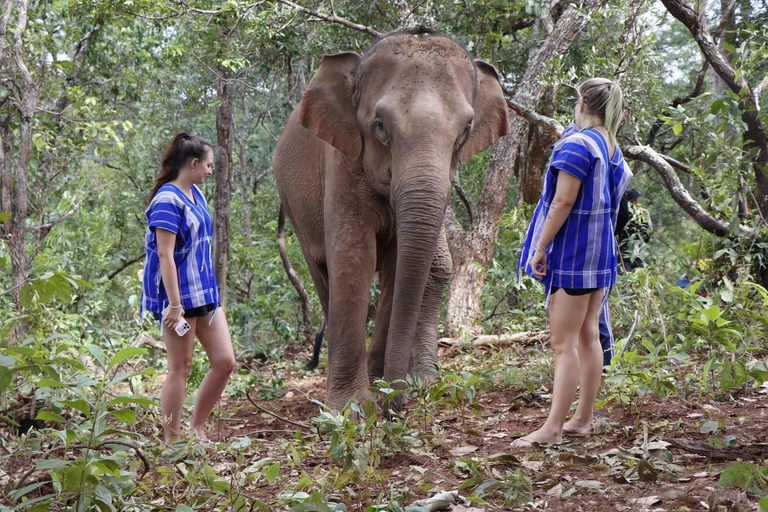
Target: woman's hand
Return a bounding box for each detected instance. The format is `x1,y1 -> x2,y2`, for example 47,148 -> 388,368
529,247 -> 547,279
163,305 -> 184,330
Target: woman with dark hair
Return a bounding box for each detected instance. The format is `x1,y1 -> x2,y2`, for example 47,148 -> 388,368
514,78 -> 633,447
142,132 -> 236,443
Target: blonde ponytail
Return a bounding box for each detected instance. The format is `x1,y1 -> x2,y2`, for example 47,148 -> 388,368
603,83 -> 623,146
578,78 -> 624,146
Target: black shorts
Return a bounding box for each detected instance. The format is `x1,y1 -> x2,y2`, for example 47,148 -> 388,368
153,303 -> 218,321
551,286 -> 599,296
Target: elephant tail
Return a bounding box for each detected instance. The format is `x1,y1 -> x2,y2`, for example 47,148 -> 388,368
304,319 -> 326,371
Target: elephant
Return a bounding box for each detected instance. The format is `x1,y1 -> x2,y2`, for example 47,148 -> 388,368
272,33 -> 510,411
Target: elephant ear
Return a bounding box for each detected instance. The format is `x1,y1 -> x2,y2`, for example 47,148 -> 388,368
458,60 -> 511,165
298,52 -> 362,160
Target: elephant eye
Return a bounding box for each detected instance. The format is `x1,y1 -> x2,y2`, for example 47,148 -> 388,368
456,122 -> 472,149
373,118 -> 389,145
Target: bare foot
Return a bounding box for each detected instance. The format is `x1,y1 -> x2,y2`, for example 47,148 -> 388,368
192,426 -> 208,441
510,428 -> 562,449
563,418 -> 592,437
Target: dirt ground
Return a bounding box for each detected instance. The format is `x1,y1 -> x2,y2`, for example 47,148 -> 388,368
200,341 -> 768,511
3,340 -> 766,511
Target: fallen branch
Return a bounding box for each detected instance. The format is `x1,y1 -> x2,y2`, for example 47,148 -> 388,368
667,438 -> 766,461
245,390 -> 310,430
438,330 -> 549,348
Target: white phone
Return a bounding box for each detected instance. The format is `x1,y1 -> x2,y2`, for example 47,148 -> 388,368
174,319 -> 191,337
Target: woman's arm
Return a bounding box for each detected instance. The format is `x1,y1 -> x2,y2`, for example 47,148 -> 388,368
529,171 -> 582,278
156,228 -> 183,328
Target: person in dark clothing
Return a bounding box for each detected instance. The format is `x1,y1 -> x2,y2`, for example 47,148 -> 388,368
618,188 -> 652,271
598,192 -> 630,366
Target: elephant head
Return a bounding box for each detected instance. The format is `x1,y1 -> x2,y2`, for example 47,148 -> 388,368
297,34 -> 510,402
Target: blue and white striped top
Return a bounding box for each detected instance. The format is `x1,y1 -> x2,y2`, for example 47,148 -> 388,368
141,183 -> 219,317
518,125 -> 633,295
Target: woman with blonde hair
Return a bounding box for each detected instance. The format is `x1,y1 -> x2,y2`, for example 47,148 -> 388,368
514,78 -> 632,447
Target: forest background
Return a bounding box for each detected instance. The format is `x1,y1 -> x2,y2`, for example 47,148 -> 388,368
1,0 -> 767,510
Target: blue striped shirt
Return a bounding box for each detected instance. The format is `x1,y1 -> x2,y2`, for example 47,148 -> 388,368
518,126 -> 633,293
141,184 -> 219,316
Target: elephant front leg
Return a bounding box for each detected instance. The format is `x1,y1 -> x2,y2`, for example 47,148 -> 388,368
409,228 -> 452,384
367,243 -> 396,383
325,223 -> 377,411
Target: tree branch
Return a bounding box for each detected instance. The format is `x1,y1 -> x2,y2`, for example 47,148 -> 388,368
0,0 -> 14,69
754,75 -> 768,98
107,254 -> 144,281
452,180 -> 474,225
277,204 -> 314,341
504,94 -> 564,138
485,100 -> 737,237
12,0 -> 33,87
26,204 -> 80,266
661,0 -> 768,218
277,0 -> 382,37
623,145 -> 731,237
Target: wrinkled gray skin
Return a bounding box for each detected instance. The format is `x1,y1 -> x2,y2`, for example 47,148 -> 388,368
273,34 -> 510,411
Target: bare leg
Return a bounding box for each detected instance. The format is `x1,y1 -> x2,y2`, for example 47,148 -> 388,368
189,308 -> 237,440
564,291 -> 604,435
511,289 -> 599,447
161,318 -> 197,443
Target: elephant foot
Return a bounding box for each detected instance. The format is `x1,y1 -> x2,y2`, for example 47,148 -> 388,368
408,363 -> 439,387
325,385 -> 375,416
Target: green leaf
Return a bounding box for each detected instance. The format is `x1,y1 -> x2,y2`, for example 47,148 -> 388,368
109,409 -> 137,425
109,347 -> 146,368
758,496 -> 768,512
672,123 -> 683,135
37,379 -> 70,389
35,459 -> 69,470
701,420 -> 720,434
0,212 -> 10,222
176,506 -> 195,512
265,463 -> 280,482
88,345 -> 106,367
719,461 -> 754,488
9,481 -> 49,500
35,411 -> 68,423
92,460 -> 120,477
61,399 -> 92,418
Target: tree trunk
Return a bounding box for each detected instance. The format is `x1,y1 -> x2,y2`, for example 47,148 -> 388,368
444,2 -> 605,337
214,64 -> 233,307
0,129 -> 10,233
7,0 -> 39,339
238,148 -> 253,248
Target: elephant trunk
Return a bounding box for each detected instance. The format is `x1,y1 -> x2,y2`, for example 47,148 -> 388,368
383,160 -> 450,394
